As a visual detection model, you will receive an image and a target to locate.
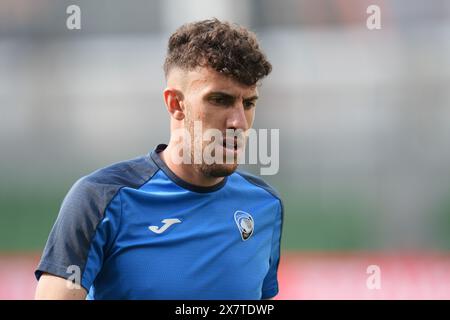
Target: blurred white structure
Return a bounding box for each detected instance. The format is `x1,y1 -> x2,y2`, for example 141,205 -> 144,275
0,0 -> 450,250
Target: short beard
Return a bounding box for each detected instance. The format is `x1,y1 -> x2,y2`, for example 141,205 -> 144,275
195,162 -> 239,178
185,109 -> 239,179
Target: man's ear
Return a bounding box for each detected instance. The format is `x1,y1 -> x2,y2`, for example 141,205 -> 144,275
163,88 -> 185,121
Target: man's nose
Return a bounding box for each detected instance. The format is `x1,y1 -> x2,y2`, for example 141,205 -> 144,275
227,104 -> 249,131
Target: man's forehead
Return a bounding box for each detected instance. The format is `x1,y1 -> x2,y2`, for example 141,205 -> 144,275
186,67 -> 258,97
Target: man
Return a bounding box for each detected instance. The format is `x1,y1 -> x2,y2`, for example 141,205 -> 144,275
35,18 -> 283,300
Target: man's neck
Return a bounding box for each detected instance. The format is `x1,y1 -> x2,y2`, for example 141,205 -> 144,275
160,144 -> 224,187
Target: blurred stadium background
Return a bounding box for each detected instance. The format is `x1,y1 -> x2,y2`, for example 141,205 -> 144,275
1,0 -> 450,299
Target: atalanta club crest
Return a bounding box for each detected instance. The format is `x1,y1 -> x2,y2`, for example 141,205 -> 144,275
234,210 -> 254,241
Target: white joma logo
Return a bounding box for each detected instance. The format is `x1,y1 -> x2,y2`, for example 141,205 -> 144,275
148,218 -> 181,234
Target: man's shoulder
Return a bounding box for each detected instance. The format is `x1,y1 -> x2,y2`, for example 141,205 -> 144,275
62,154 -> 159,215
234,170 -> 282,202
80,154 -> 158,188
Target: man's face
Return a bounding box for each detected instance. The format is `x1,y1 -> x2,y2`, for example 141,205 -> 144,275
180,67 -> 258,178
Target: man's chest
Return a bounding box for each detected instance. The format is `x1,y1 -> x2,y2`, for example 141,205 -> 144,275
91,191 -> 278,299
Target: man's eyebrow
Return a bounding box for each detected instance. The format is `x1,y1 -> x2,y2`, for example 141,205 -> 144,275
206,91 -> 235,99
206,91 -> 259,101
243,95 -> 259,101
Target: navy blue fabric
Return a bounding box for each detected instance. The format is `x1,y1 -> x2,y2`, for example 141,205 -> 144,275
35,153 -> 159,282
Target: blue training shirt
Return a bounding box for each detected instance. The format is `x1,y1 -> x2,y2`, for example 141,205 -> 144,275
35,144 -> 283,299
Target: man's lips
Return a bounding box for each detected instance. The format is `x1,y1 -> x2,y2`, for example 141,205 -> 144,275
222,138 -> 241,150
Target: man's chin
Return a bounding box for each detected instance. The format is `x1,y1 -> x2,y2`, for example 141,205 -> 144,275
201,163 -> 239,178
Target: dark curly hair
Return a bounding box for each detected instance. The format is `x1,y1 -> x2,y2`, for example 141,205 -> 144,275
164,18 -> 272,86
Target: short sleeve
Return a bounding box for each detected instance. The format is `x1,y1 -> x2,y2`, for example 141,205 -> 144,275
261,199 -> 283,299
35,177 -> 122,291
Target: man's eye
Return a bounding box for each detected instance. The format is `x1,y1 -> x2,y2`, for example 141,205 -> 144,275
244,101 -> 256,109
211,97 -> 225,104
209,96 -> 232,106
